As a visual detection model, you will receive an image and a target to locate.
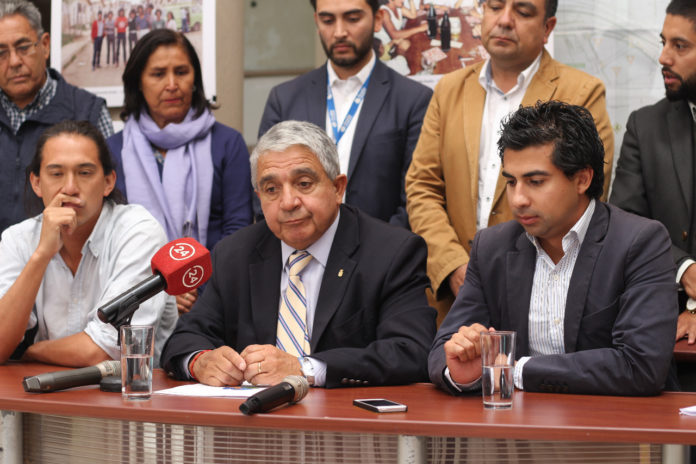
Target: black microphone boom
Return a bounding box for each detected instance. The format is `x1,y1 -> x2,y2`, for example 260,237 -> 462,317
22,360 -> 121,393
239,375 -> 309,415
97,274 -> 165,325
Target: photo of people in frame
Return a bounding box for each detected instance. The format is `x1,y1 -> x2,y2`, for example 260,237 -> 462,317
53,0 -> 209,107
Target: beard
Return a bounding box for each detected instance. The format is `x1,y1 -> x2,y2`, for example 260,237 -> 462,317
664,67 -> 696,102
321,36 -> 373,69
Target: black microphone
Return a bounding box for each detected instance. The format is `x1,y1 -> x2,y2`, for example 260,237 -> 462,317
239,375 -> 309,415
22,360 -> 121,393
97,275 -> 164,325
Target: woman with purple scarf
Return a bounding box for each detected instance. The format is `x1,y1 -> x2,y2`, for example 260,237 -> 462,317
107,29 -> 253,315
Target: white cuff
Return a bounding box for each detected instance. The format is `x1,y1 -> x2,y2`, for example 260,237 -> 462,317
514,356 -> 530,390
677,259 -> 696,285
444,367 -> 482,392
302,356 -> 327,387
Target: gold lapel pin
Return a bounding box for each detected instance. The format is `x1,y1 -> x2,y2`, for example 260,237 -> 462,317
338,269 -> 344,277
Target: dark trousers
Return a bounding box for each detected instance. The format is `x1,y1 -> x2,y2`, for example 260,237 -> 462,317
106,35 -> 115,64
129,32 -> 137,53
116,32 -> 127,63
92,36 -> 103,68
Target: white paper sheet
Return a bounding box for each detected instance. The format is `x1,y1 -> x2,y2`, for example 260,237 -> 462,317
154,383 -> 266,398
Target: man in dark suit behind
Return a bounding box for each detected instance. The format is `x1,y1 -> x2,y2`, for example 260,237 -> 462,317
610,0 -> 696,349
430,101 -> 677,397
161,120 -> 436,388
257,0 -> 432,228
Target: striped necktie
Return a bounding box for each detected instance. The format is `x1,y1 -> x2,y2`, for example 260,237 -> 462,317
276,250 -> 313,357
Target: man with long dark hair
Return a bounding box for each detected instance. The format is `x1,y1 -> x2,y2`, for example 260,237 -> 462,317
0,121 -> 176,368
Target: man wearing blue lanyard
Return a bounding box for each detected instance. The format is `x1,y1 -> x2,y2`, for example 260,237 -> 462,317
258,0 -> 432,229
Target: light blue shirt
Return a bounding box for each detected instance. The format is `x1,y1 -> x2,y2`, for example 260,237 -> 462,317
0,201 -> 177,366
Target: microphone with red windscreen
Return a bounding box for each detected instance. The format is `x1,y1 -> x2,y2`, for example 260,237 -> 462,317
97,237 -> 212,326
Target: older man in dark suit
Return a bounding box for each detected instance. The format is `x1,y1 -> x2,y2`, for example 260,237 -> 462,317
257,0 -> 432,228
430,101 -> 677,397
161,120 -> 436,388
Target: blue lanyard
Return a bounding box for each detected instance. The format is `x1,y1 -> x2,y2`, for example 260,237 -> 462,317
326,61 -> 375,145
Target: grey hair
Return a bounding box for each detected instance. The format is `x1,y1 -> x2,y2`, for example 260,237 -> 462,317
250,120 -> 340,189
0,1 -> 44,36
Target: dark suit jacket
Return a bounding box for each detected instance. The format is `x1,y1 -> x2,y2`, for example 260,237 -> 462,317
258,60 -> 433,228
610,98 -> 695,267
429,202 -> 678,396
161,205 -> 437,387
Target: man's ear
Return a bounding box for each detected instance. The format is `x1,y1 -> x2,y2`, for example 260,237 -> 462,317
333,173 -> 348,203
103,171 -> 116,198
543,16 -> 557,44
575,167 -> 593,195
374,9 -> 384,33
30,172 -> 43,199
40,32 -> 50,61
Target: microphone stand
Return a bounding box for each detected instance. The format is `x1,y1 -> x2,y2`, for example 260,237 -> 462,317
96,275 -> 164,392
100,296 -> 147,392
97,274 -> 164,340
111,306 -> 137,347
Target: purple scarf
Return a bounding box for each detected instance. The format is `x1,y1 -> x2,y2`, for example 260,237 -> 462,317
122,108 -> 215,246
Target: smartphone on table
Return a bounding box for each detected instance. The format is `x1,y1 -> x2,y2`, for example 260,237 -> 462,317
353,398 -> 408,413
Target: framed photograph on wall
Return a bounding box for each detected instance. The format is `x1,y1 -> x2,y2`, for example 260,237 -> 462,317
379,0 -> 553,89
50,0 -> 216,108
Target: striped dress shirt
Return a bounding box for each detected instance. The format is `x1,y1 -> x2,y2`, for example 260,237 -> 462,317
514,199 -> 596,389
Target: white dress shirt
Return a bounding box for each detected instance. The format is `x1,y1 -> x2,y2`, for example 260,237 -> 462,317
476,52 -> 542,230
0,201 -> 178,366
325,51 -> 377,198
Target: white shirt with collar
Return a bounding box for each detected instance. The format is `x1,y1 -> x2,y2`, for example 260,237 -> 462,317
0,201 -> 177,366
476,52 -> 542,230
446,199 -> 596,392
325,51 -> 377,193
279,212 -> 340,387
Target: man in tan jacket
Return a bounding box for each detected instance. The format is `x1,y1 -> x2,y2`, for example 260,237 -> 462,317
405,0 -> 614,323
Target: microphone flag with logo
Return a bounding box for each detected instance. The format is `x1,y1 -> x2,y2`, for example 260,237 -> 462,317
150,237 -> 212,295
98,237 -> 212,325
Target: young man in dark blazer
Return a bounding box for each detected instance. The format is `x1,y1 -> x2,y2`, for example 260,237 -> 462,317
257,0 -> 432,228
430,102 -> 678,397
161,120 -> 436,388
611,0 -> 696,349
